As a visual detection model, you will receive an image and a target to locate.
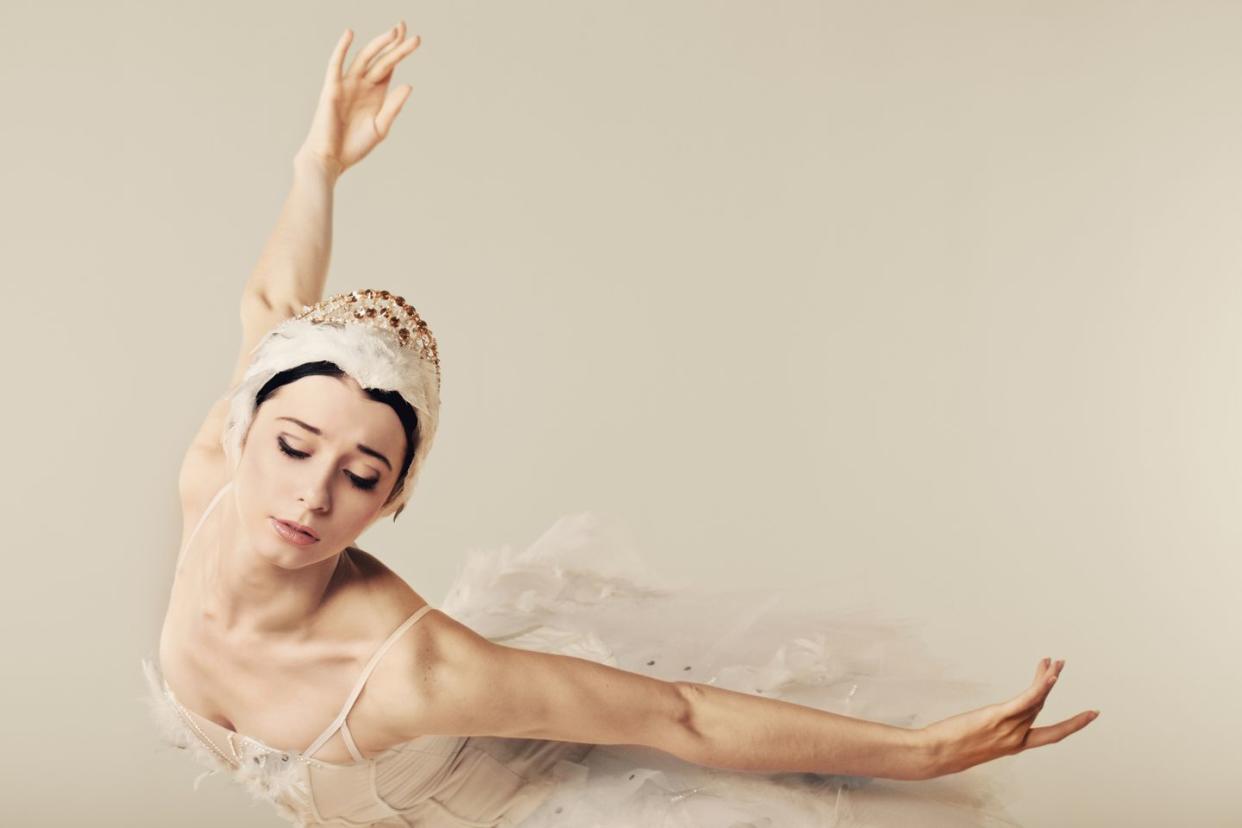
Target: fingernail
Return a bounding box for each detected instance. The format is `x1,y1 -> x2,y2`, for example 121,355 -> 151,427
1089,710 -> 1099,720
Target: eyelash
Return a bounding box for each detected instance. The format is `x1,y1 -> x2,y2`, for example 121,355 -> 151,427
276,437 -> 380,492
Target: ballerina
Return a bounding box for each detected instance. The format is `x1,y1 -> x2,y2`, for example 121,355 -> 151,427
141,22 -> 1097,827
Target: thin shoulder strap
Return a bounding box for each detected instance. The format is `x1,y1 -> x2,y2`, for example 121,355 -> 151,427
302,603 -> 436,761
176,480 -> 234,569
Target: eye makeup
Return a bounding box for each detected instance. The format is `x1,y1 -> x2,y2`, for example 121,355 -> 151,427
276,436 -> 381,491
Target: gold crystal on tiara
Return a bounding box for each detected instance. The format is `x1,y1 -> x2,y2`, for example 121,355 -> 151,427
293,289 -> 441,387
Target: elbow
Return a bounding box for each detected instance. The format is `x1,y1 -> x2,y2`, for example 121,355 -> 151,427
241,285 -> 305,318
667,681 -> 707,762
239,286 -> 275,324
675,681 -> 703,737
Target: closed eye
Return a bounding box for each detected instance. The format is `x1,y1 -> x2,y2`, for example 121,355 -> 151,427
276,437 -> 381,492
276,435 -> 310,460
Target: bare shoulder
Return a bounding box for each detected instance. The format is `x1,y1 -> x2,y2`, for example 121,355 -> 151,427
359,594 -> 693,749
339,547 -> 439,668
349,573 -> 482,743
176,448 -> 230,556
177,399 -> 231,501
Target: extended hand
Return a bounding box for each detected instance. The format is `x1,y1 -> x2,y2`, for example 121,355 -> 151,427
918,657 -> 1098,778
298,22 -> 422,178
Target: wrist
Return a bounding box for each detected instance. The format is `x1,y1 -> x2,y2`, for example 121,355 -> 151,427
909,726 -> 946,781
293,148 -> 343,185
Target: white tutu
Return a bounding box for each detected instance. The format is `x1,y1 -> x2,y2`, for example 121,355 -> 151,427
436,509 -> 1023,827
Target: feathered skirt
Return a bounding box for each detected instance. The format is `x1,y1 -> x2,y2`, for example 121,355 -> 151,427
436,510 -> 1024,828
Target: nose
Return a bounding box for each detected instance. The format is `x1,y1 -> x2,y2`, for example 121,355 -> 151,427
300,484 -> 330,515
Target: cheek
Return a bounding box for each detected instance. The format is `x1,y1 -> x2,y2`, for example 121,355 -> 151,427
236,446 -> 283,526
246,437 -> 286,482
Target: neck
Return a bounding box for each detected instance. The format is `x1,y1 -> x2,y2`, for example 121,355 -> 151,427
201,483 -> 351,639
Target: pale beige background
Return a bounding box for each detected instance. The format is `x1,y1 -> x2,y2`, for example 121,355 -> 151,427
0,0 -> 1236,825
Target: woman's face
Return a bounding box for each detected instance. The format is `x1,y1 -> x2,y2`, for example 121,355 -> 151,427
233,373 -> 408,568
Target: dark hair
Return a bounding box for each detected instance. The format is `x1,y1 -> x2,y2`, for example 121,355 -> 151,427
252,360 -> 420,508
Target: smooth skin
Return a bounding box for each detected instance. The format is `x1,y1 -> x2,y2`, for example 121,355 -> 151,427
299,23 -> 423,179
920,657 -> 1099,777
181,22 -> 1098,782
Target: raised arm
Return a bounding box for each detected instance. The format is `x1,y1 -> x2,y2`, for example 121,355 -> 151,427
176,155 -> 334,488
178,23 -> 422,481
241,22 -> 422,341
226,157 -> 336,395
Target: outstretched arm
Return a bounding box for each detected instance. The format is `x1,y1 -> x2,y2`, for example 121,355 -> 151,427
390,614 -> 1095,783
685,655 -> 1096,780
387,612 -> 928,781
677,681 -> 930,780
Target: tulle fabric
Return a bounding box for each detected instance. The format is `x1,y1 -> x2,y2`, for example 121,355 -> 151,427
436,509 -> 1024,827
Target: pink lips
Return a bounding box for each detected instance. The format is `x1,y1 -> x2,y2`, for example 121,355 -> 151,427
271,517 -> 319,545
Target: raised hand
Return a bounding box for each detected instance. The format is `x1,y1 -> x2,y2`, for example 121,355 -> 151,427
297,22 -> 423,178
917,657 -> 1098,778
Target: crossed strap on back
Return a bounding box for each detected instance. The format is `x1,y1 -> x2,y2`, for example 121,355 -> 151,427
177,479 -> 436,763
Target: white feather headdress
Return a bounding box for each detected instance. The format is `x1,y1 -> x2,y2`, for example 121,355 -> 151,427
221,289 -> 441,522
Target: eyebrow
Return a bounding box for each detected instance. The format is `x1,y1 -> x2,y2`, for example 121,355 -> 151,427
275,416 -> 393,471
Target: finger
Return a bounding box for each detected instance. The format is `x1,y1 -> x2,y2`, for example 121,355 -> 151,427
1004,658 -> 1059,716
365,32 -> 421,85
348,24 -> 402,78
1022,710 -> 1097,750
1020,693 -> 1048,725
1032,657 -> 1050,683
325,29 -> 353,86
374,84 -> 413,139
363,20 -> 407,73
